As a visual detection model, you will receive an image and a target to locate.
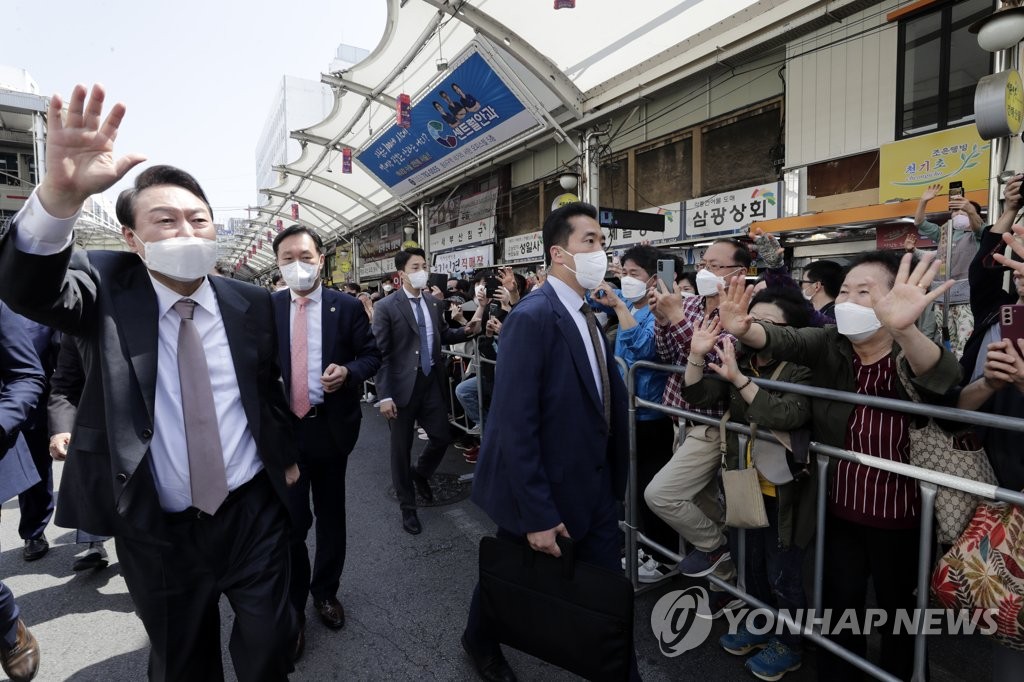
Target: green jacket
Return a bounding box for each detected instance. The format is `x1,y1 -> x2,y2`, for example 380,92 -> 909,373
683,357 -> 816,549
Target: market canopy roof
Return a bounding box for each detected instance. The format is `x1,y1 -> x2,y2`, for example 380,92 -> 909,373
232,0 -> 884,277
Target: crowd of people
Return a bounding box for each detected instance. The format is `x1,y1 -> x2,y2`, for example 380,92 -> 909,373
1,83 -> 1023,682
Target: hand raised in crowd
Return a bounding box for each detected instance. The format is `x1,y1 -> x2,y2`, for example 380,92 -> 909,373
716,275 -> 755,338
920,183 -> 943,203
39,84 -> 146,218
429,285 -> 445,299
49,433 -> 71,461
450,303 -> 467,325
593,281 -> 626,311
320,363 -> 349,393
607,260 -> 625,280
870,252 -> 952,333
948,197 -> 969,214
982,339 -> 1024,393
498,266 -> 516,292
689,314 -> 722,358
903,233 -> 918,253
708,340 -> 743,385
527,523 -> 570,558
648,279 -> 685,325
994,223 -> 1024,272
493,286 -> 513,311
485,316 -> 502,337
1005,174 -> 1024,213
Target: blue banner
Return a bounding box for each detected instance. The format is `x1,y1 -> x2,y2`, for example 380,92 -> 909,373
357,51 -> 539,196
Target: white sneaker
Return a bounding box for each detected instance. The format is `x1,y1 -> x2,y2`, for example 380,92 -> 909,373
620,550 -> 669,583
466,424 -> 482,436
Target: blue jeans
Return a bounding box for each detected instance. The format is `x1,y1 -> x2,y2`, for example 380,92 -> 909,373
745,495 -> 807,649
456,376 -> 483,426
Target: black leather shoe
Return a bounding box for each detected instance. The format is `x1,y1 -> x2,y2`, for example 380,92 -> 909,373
22,537 -> 48,562
314,597 -> 345,630
291,624 -> 305,663
461,632 -> 517,682
412,472 -> 434,503
402,509 -> 422,535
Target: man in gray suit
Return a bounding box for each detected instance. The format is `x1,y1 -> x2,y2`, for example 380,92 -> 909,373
0,84 -> 300,680
372,248 -> 480,534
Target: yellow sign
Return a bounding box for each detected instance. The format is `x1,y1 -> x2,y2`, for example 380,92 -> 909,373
878,125 -> 991,203
551,192 -> 579,211
1006,70 -> 1024,135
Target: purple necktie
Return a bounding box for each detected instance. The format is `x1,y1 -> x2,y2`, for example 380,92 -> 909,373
173,299 -> 229,515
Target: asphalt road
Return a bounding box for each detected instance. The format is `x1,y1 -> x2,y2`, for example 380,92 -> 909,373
0,404 -> 993,680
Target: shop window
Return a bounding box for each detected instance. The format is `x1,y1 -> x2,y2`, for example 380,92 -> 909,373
896,0 -> 990,138
0,153 -> 19,186
701,105 -> 781,194
20,154 -> 36,186
635,137 -> 693,208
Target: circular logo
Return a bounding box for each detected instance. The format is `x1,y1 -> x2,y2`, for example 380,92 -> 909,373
428,120 -> 459,149
650,587 -> 713,657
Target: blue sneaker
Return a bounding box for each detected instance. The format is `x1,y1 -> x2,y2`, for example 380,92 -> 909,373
745,639 -> 802,681
677,545 -> 730,578
719,625 -> 771,656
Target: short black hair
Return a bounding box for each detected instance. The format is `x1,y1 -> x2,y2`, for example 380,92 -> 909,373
542,202 -> 599,266
512,272 -> 527,295
621,245 -> 661,278
271,273 -> 283,285
749,287 -> 811,328
343,282 -> 361,293
115,165 -> 213,228
395,247 -> 426,272
677,271 -> 697,289
845,250 -> 911,289
804,260 -> 843,298
713,238 -> 752,269
272,224 -> 323,255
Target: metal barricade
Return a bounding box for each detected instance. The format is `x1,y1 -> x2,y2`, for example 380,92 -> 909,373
441,344 -> 496,437
621,359 -> 1024,682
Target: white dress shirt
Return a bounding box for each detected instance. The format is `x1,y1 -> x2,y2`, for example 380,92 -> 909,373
288,284 -> 324,407
13,189 -> 263,512
547,274 -> 604,401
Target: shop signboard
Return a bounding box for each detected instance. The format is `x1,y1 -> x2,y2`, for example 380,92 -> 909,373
357,48 -> 543,197
879,125 -> 991,202
876,222 -> 937,251
604,203 -> 683,249
358,257 -> 393,281
432,244 -> 493,275
358,223 -> 404,260
429,216 -> 496,253
458,187 -> 498,224
504,230 -> 543,263
684,184 -> 780,237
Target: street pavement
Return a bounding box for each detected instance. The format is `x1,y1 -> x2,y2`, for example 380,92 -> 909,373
0,403 -> 993,680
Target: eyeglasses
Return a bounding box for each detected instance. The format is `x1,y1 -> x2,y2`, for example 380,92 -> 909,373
699,262 -> 742,274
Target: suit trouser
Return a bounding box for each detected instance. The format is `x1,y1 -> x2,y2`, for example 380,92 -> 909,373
17,426 -> 54,541
0,581 -> 18,651
390,369 -> 452,510
643,424 -> 735,582
287,412 -> 354,615
116,473 -> 295,682
464,493 -> 642,681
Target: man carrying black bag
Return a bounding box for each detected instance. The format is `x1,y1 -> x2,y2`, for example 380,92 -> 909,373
461,203 -> 641,681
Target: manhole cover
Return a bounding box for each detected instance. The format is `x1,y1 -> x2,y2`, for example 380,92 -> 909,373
386,471 -> 471,507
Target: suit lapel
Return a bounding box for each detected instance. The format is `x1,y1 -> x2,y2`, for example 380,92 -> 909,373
211,278 -> 260,443
273,291 -> 290,388
111,265 -> 159,420
322,289 -> 339,371
396,290 -> 419,335
541,285 -> 603,416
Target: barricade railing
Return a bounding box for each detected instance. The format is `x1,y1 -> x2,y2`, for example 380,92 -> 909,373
441,344 -> 497,438
622,358 -> 1024,682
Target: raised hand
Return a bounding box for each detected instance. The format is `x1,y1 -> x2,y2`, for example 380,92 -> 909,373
871,252 -> 953,333
39,84 -> 146,218
689,315 -> 722,358
716,274 -> 755,337
994,224 -> 1024,274
708,341 -> 743,385
921,183 -> 942,203
649,278 -> 685,325
984,339 -> 1024,393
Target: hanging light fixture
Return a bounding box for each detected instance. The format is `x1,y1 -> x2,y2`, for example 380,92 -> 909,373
971,0 -> 1024,52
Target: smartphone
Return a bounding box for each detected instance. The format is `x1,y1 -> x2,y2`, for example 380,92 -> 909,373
485,275 -> 501,297
1000,304 -> 1024,343
427,272 -> 448,292
949,180 -> 964,208
657,258 -> 675,291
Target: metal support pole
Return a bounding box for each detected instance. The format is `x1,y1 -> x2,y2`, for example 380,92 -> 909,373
813,453 -> 829,618
581,130 -> 601,207
625,360 -> 639,588
912,483 -> 938,682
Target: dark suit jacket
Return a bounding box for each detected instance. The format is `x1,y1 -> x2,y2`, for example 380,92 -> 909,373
0,301 -> 46,502
0,235 -> 297,539
371,289 -> 469,408
48,332 -> 83,437
470,283 -> 629,538
273,286 -> 381,455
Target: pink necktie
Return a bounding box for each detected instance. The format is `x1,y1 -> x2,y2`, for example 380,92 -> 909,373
291,297 -> 311,418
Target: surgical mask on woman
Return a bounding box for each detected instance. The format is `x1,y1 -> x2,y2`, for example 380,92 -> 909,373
952,213 -> 972,231
133,233 -> 218,283
558,247 -> 608,289
833,301 -> 882,342
620,276 -> 649,301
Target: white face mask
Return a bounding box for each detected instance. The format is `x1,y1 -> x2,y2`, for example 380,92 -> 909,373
382,284 -> 394,293
559,247 -> 607,290
695,268 -> 727,297
802,283 -> 816,302
620,276 -> 648,301
475,284 -> 486,298
680,290 -> 697,299
133,233 -> 218,283
408,270 -> 429,290
279,260 -> 320,291
952,213 -> 971,231
833,301 -> 882,342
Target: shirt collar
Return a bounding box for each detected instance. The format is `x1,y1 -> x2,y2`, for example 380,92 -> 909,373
400,286 -> 424,301
289,284 -> 323,304
151,274 -> 216,319
547,274 -> 585,315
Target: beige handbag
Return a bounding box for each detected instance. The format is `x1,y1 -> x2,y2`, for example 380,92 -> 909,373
720,410 -> 769,529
